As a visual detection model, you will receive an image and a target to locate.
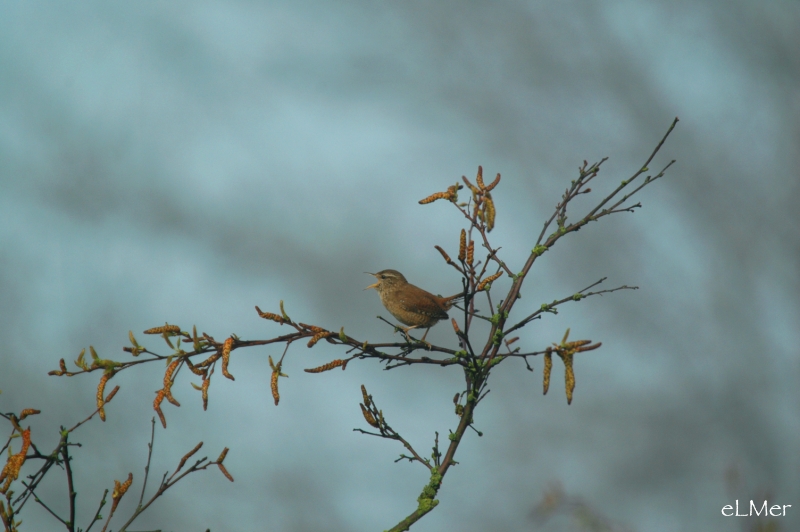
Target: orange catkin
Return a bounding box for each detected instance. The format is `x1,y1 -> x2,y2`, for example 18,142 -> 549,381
18,409 -> 41,421
218,463 -> 234,482
485,172 -> 501,191
271,370 -> 280,406
144,324 -> 180,335
197,352 -> 221,368
562,353 -> 575,405
0,428 -> 31,494
543,349 -> 553,395
304,359 -> 346,373
96,373 -> 110,421
483,195 -> 496,232
221,337 -> 235,380
185,358 -> 206,376
163,359 -> 182,406
111,473 -> 133,512
307,330 -> 333,348
477,271 -> 503,291
154,389 -> 167,428
446,184 -> 459,200
462,175 -> 479,194
217,449 -> 234,482
177,442 -> 204,472
418,191 -> 451,204
435,245 -> 453,265
360,404 -> 379,428
360,384 -> 371,407
201,375 -> 210,411
255,306 -> 285,324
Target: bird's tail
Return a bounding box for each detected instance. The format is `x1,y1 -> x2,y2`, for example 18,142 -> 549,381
443,292 -> 466,312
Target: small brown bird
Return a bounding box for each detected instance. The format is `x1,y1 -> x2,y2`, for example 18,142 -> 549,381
365,269 -> 463,341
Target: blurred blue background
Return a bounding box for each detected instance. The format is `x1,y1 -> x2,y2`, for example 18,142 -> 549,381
1,2 -> 798,531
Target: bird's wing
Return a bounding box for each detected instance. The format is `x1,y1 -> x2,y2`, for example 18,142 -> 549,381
397,286 -> 449,319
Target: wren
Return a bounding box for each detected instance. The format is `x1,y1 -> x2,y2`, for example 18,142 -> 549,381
365,269 -> 463,341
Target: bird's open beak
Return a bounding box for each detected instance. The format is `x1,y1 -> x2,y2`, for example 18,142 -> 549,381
364,272 -> 379,290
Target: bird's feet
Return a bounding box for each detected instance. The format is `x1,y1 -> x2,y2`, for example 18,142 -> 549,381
394,326 -> 431,349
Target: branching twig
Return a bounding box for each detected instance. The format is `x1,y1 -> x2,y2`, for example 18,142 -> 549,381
84,489 -> 108,532
61,434 -> 76,532
504,278 -> 638,335
137,418 -> 156,508
114,436 -> 230,532
354,386 -> 432,471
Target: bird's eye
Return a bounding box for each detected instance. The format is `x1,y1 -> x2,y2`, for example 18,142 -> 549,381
380,275 -> 386,279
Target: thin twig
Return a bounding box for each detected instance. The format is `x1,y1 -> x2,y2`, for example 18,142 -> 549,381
28,485 -> 68,527
84,489 -> 108,532
61,434 -> 77,532
137,418 -> 156,508
504,280 -> 637,335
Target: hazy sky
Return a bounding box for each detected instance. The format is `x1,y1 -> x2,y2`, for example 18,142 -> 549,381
1,2 -> 798,531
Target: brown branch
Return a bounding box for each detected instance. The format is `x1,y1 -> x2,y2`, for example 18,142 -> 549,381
28,486 -> 68,528
84,489 -> 108,532
115,436 -> 229,532
504,279 -> 637,335
14,393 -> 116,511
137,418 -> 156,509
387,505 -> 438,532
61,437 -> 76,532
353,388 -> 432,471
385,398 -> 475,531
